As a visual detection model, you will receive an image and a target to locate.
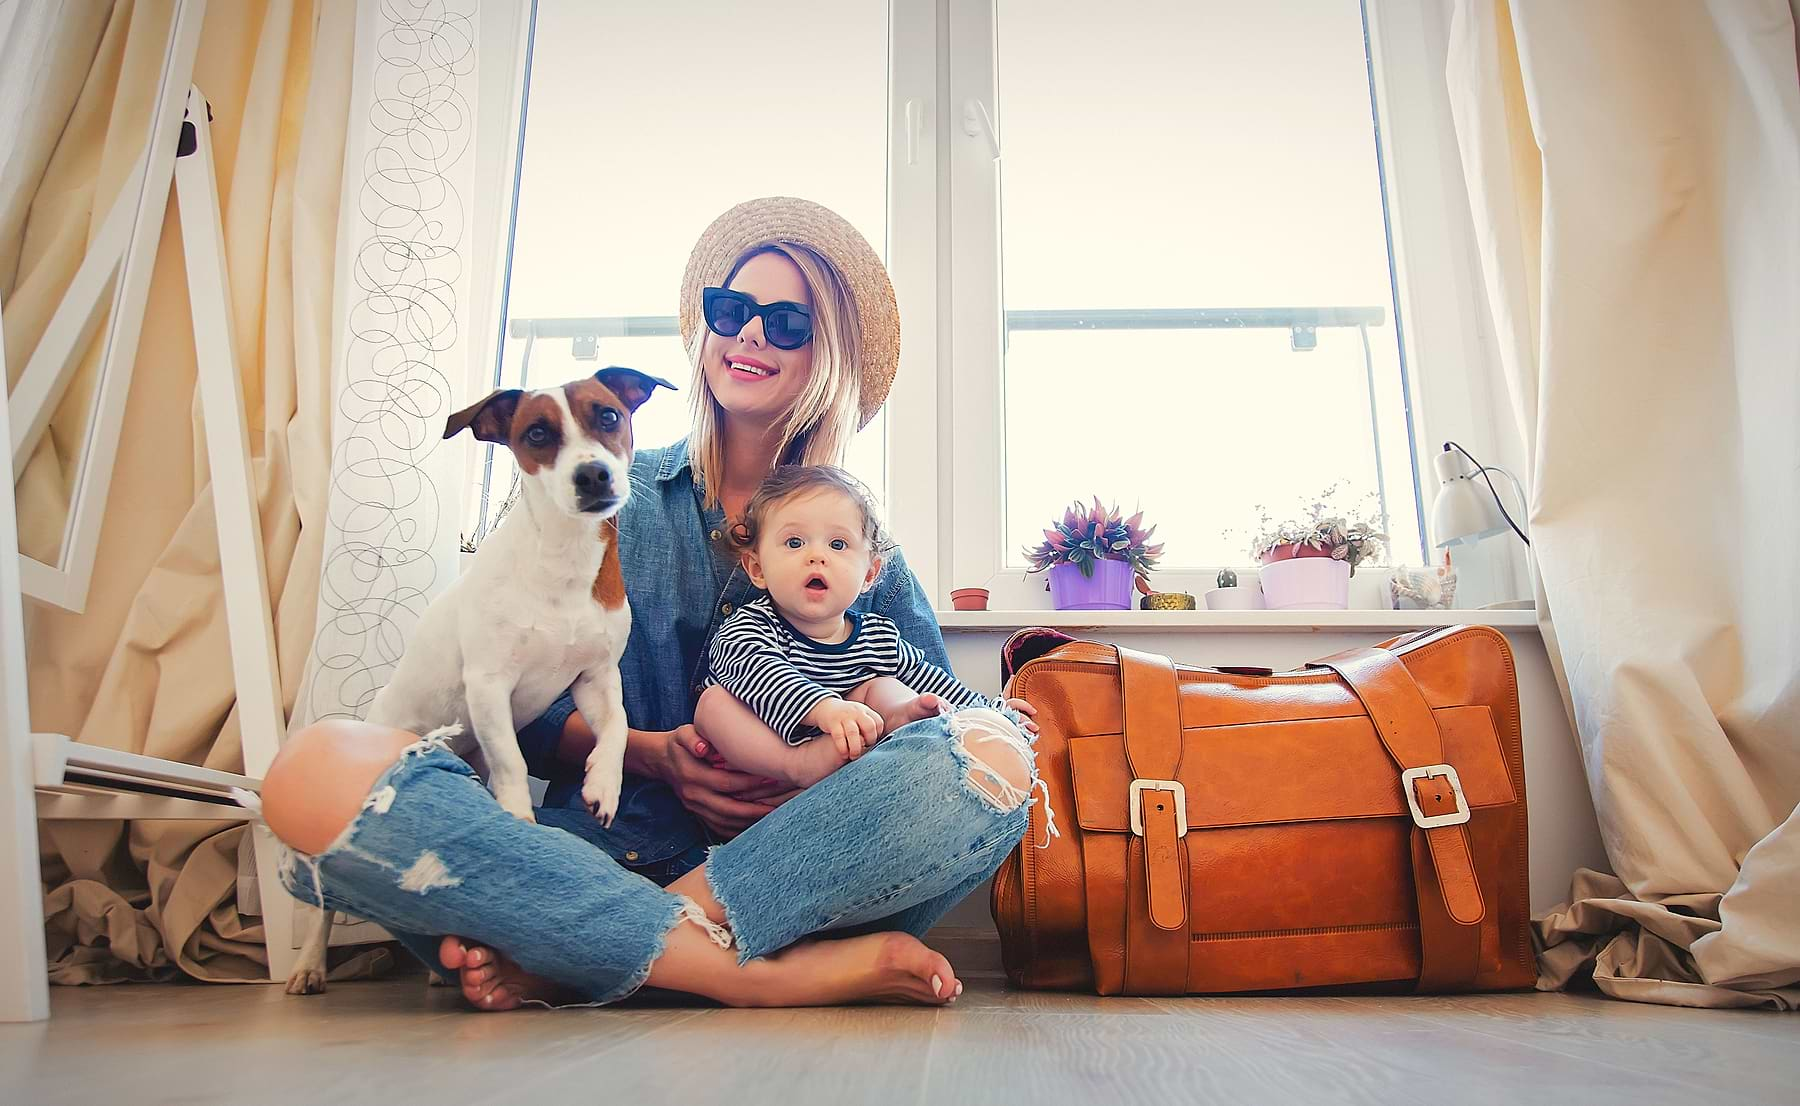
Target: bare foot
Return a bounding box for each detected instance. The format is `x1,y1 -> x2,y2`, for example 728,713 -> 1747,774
438,935 -> 579,1012
726,931 -> 965,1008
877,693 -> 943,738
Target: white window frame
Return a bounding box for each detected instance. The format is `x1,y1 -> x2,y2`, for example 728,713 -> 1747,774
878,0 -> 1526,611
882,0 -> 945,600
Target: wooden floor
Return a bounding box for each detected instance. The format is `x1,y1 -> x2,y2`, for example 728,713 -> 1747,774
3,970 -> 1796,1105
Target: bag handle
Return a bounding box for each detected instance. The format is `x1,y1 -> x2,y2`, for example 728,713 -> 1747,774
1310,646 -> 1487,991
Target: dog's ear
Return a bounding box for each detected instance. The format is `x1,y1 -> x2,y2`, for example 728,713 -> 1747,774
595,367 -> 677,413
444,388 -> 524,443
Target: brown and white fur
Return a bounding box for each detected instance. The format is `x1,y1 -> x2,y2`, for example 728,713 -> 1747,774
283,366 -> 673,995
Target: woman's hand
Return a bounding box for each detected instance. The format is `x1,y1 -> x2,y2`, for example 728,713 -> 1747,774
647,725 -> 792,838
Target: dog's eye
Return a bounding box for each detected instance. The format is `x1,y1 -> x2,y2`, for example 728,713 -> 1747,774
523,424 -> 552,447
597,406 -> 620,431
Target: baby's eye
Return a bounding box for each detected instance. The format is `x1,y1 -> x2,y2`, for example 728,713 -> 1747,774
785,536 -> 804,549
830,539 -> 848,551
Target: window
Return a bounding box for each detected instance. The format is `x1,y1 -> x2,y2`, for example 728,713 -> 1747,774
946,0 -> 1430,604
470,0 -> 890,542
476,0 -> 1502,607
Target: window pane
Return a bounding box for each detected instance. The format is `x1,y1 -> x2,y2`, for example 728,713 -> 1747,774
996,0 -> 1425,568
471,0 -> 889,541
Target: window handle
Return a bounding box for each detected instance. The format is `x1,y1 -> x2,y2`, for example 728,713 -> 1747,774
905,98 -> 923,166
962,98 -> 1001,160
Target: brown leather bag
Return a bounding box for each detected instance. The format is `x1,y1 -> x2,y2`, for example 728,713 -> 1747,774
990,625 -> 1535,995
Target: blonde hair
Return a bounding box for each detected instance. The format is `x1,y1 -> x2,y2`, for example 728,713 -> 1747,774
687,242 -> 863,509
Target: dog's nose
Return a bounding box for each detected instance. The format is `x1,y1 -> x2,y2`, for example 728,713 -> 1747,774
573,462 -> 612,499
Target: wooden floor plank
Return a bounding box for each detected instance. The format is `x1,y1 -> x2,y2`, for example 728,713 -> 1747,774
3,977 -> 1794,1106
541,1006 -> 937,1105
1368,991 -> 1800,1100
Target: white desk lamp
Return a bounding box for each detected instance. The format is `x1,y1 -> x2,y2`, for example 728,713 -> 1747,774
1431,442 -> 1530,548
1431,442 -> 1533,609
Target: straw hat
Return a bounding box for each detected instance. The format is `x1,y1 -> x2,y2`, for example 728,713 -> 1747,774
679,197 -> 899,429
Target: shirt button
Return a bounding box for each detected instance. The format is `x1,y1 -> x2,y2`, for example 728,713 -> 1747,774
624,850 -> 639,862
721,602 -> 733,616
709,529 -> 721,542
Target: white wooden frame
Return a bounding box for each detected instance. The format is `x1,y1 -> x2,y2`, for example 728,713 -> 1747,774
7,0 -> 205,614
0,301 -> 51,1021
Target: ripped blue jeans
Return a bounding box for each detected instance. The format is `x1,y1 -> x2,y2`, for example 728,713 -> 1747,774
277,707 -> 1046,1004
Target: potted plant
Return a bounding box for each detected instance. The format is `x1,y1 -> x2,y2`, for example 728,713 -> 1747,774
1204,566 -> 1266,611
1023,498 -> 1163,611
1244,487 -> 1387,610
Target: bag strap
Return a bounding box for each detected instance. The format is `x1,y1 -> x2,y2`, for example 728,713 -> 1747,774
1310,646 -> 1487,991
1116,646 -> 1190,993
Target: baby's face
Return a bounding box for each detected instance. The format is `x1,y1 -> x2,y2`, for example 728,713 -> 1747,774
746,489 -> 880,625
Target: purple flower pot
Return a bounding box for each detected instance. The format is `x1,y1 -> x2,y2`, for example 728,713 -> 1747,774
1048,559 -> 1135,610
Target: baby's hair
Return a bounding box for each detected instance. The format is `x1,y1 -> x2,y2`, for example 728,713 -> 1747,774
726,465 -> 891,558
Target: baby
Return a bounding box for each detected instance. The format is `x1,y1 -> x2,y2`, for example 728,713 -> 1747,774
695,464 -> 1031,789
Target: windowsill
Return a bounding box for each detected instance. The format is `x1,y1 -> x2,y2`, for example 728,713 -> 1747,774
936,608 -> 1540,634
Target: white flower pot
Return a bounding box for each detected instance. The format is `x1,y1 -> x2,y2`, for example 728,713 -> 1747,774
1204,585 -> 1266,611
1258,556 -> 1351,610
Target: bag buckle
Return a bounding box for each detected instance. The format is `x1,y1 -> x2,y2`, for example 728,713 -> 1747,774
1401,764 -> 1470,828
1129,779 -> 1187,837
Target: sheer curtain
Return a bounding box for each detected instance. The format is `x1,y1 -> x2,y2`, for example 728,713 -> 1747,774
1446,0 -> 1799,1008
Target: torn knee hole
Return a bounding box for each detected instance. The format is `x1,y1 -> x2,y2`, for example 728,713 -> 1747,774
951,710 -> 1034,811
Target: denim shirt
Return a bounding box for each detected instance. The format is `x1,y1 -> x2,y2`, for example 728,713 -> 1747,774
515,437 -> 954,867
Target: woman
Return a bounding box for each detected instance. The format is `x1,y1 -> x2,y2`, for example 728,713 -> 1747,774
262,198 -> 1039,1010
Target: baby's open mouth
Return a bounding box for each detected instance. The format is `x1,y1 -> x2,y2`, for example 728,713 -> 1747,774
805,575 -> 828,591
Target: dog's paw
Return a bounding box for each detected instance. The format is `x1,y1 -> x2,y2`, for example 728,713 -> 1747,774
285,966 -> 328,995
493,786 -> 538,823
581,759 -> 624,828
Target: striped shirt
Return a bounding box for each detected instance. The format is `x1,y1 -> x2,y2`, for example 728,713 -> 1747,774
704,596 -> 992,742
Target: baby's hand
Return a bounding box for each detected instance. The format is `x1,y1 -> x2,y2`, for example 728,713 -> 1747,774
807,698 -> 883,760
1000,696 -> 1041,736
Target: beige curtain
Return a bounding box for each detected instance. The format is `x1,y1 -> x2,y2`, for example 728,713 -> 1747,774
4,0 -> 384,983
1447,0 -> 1800,1009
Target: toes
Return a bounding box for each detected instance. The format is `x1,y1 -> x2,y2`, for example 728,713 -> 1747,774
479,985 -> 522,1012
466,946 -> 490,968
918,950 -> 958,1003
461,971 -> 505,1010
438,936 -> 469,970
877,933 -> 958,1004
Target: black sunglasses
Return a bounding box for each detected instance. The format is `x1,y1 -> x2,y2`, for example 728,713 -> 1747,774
702,286 -> 814,351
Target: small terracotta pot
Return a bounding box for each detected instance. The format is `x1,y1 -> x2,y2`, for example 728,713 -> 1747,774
950,587 -> 990,611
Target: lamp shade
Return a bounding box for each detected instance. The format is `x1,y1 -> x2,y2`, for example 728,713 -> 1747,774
1431,449 -> 1508,548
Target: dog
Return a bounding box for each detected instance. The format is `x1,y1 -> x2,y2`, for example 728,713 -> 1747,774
283,366 -> 674,995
